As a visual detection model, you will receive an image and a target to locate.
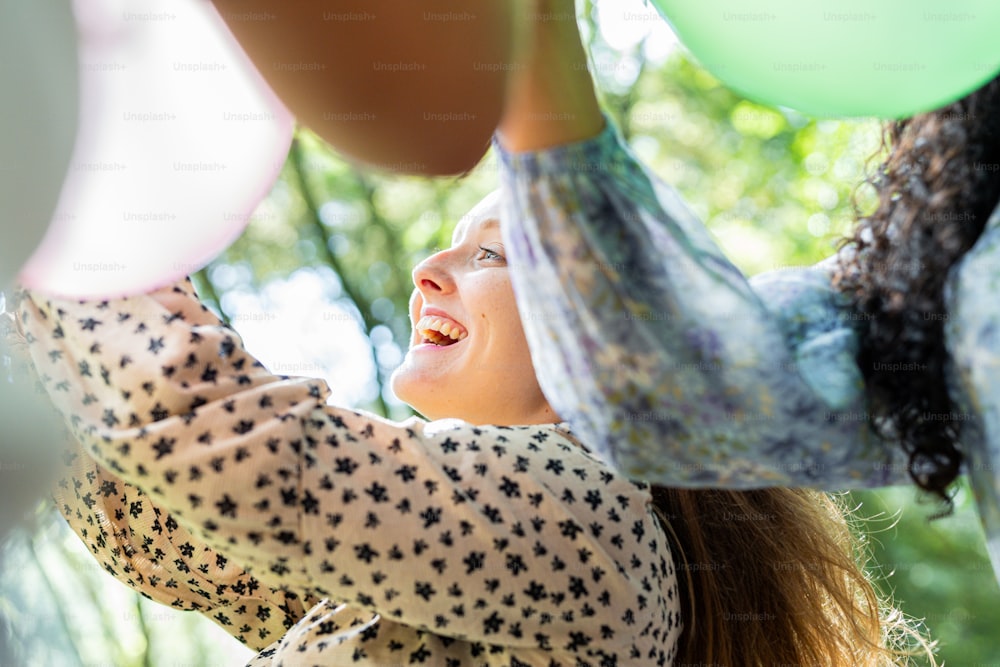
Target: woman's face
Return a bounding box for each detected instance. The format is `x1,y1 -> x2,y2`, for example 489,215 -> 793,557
390,192 -> 556,425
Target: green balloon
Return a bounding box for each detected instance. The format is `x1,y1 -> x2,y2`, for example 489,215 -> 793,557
648,0 -> 1000,118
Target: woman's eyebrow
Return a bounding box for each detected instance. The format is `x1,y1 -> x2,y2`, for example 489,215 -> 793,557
451,217 -> 501,246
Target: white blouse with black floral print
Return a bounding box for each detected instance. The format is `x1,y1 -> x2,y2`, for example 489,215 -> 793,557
14,275 -> 682,666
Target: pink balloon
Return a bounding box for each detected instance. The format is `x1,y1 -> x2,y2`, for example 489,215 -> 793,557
19,0 -> 294,299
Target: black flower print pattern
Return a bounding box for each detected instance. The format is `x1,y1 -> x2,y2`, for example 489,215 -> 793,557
52,441 -> 319,649
16,278 -> 681,666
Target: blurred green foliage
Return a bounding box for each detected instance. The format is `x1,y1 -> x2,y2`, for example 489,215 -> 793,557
2,3 -> 998,666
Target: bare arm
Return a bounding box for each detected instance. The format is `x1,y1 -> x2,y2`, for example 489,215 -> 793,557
496,0 -> 604,151
211,0 -> 516,175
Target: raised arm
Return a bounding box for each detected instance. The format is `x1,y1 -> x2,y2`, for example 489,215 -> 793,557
53,442 -> 317,649
943,206 -> 1000,584
4,307 -> 315,650
495,4 -> 907,490
13,279 -> 675,663
210,0 -> 515,175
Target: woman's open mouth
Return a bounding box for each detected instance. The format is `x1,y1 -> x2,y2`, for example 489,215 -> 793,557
415,315 -> 468,347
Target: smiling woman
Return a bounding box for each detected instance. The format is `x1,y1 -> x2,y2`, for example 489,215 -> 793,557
392,194 -> 557,426
4,2 -> 938,666
10,270 -> 682,666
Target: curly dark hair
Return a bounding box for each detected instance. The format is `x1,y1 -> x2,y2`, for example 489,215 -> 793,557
834,75 -> 1000,506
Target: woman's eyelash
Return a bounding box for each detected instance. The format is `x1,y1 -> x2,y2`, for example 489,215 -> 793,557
478,245 -> 506,261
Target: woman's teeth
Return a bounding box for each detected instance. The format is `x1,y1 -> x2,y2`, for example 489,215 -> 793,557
416,315 -> 468,346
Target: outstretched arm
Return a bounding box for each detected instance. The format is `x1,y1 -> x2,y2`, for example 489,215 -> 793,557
210,0 -> 516,175
13,280 -> 672,662
496,3 -> 908,489
4,308 -> 315,650
496,0 -> 603,152
944,208 -> 1000,586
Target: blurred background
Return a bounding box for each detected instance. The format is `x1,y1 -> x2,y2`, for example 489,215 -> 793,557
2,0 -> 998,664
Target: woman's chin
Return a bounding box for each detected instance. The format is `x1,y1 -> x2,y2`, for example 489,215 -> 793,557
389,364 -> 447,419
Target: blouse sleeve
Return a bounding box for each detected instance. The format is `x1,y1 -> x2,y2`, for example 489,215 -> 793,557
496,117 -> 909,490
14,278 -> 677,661
943,205 -> 1000,587
53,441 -> 317,650
4,307 -> 315,651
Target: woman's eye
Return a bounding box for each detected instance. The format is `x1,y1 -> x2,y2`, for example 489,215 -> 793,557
477,245 -> 506,262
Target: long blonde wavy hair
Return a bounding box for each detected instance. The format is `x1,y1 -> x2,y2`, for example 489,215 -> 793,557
651,486 -> 934,665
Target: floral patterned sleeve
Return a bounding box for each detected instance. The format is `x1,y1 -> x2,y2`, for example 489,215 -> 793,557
943,203 -> 1000,589
14,278 -> 681,666
496,117 -> 910,490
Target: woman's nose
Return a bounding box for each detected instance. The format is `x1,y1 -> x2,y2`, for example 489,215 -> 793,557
411,251 -> 455,295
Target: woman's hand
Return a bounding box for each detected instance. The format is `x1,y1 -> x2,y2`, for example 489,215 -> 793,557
496,0 -> 605,152
210,0 -> 515,175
